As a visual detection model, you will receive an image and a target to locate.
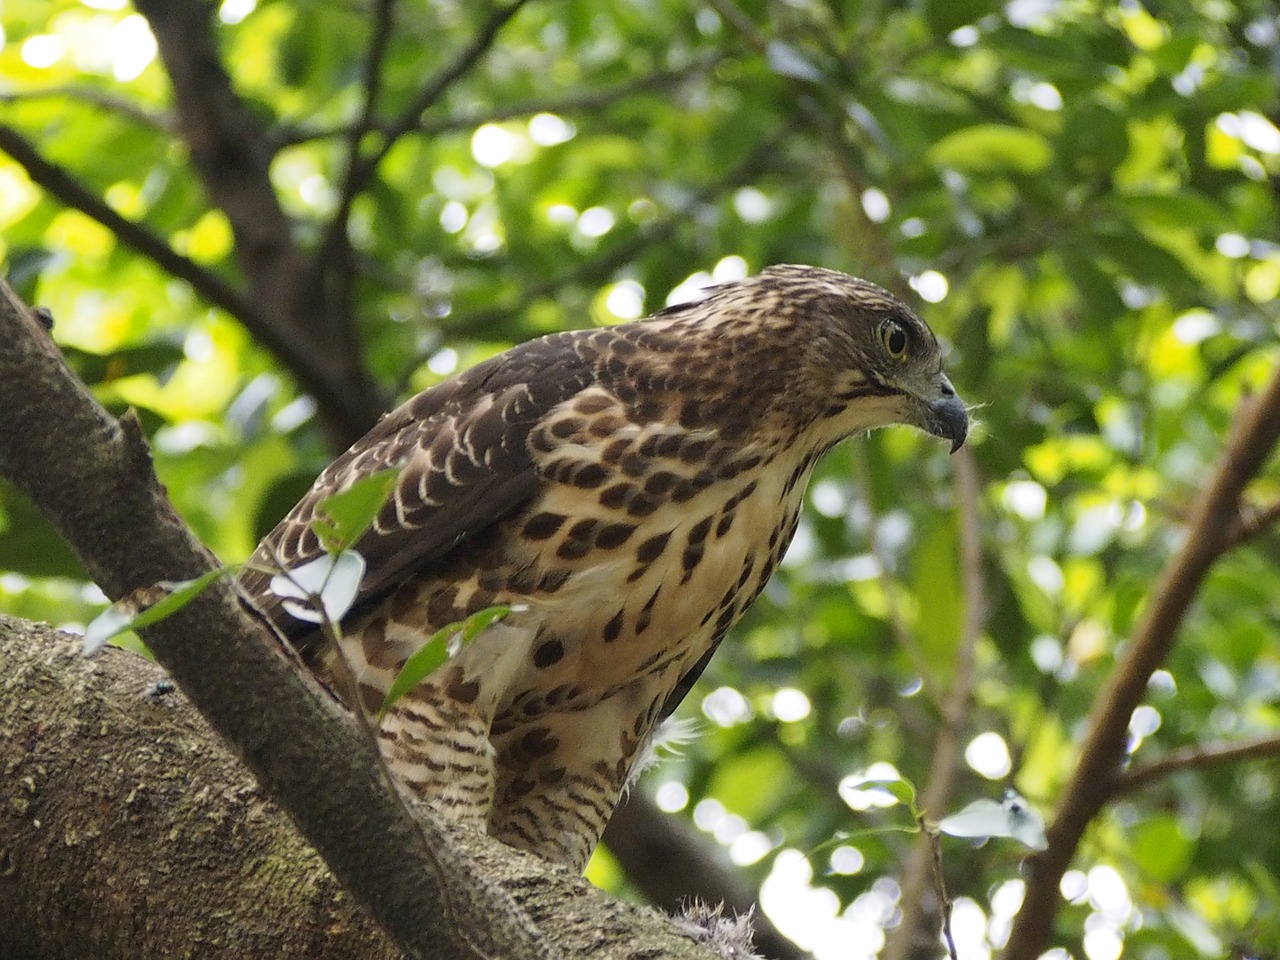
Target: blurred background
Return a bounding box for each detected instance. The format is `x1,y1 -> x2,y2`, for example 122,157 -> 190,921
2,1 -> 1279,957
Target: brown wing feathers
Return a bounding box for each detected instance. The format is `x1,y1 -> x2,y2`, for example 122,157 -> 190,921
236,332 -> 597,645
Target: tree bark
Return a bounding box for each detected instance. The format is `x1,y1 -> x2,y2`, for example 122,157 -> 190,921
0,615 -> 726,960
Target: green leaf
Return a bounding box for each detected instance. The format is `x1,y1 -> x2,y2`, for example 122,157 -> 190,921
378,606 -> 513,717
928,125 -> 1053,174
312,467 -> 401,553
82,567 -> 239,656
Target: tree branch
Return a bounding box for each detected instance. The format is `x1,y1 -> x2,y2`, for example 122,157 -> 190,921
131,0 -> 384,446
271,55 -> 724,151
1117,736 -> 1280,795
0,123 -> 255,323
0,616 -> 731,960
0,85 -> 172,131
1004,363 -> 1280,959
1228,498 -> 1280,548
341,0 -> 533,203
314,0 -> 398,360
0,277 -> 554,960
884,446 -> 986,960
0,122 -> 378,450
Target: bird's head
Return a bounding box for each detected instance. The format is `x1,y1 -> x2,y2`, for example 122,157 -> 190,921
733,265 -> 969,453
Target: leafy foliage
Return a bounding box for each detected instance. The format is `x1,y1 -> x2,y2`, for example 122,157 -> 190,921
3,0 -> 1280,956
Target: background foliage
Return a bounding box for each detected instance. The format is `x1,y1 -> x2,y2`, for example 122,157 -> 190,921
3,1 -> 1279,958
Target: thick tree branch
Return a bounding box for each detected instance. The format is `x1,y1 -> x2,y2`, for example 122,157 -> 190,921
0,616 -> 730,960
1004,362 -> 1280,959
0,278 -> 554,960
132,0 -> 384,446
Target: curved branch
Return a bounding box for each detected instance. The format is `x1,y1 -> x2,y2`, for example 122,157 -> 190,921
1004,363 -> 1280,959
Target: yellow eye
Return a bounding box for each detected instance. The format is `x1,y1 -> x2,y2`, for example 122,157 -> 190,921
880,320 -> 908,359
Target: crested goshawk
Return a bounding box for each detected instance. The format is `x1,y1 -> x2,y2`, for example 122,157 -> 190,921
237,264 -> 968,870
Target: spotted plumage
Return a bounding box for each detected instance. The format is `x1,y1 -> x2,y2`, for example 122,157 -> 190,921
237,265 -> 968,870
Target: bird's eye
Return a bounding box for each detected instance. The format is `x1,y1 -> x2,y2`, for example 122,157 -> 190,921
880,320 -> 908,359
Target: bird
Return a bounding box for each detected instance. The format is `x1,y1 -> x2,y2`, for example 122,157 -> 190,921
236,264 -> 968,871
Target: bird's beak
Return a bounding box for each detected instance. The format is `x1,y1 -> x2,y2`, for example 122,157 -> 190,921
921,374 -> 968,453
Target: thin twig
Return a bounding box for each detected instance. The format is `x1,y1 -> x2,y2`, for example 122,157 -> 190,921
924,822 -> 958,960
883,446 -> 986,960
1228,498 -> 1280,548
272,54 -> 724,150
706,0 -> 902,285
1005,367 -> 1280,959
0,86 -> 172,131
1118,735 -> 1280,795
394,130 -> 786,390
318,0 -> 399,357
338,0 -> 531,208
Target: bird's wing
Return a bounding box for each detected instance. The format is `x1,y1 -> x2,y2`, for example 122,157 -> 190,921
236,331 -> 598,646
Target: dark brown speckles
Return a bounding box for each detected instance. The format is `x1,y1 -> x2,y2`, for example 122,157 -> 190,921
595,521 -> 637,549
601,438 -> 630,464
569,462 -> 608,488
599,483 -> 633,509
626,492 -> 663,517
636,531 -> 672,564
533,637 -> 565,668
530,428 -> 557,454
620,452 -> 648,478
602,609 -> 624,642
587,416 -> 626,438
687,516 -> 713,546
538,568 -> 571,593
635,586 -> 661,634
678,437 -> 715,463
574,393 -> 613,415
716,512 -> 735,538
521,727 -> 560,758
425,585 -> 459,625
556,535 -> 592,561
523,511 -> 567,540
643,471 -> 678,496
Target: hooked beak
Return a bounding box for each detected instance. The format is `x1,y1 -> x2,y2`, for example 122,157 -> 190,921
921,374 -> 968,453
